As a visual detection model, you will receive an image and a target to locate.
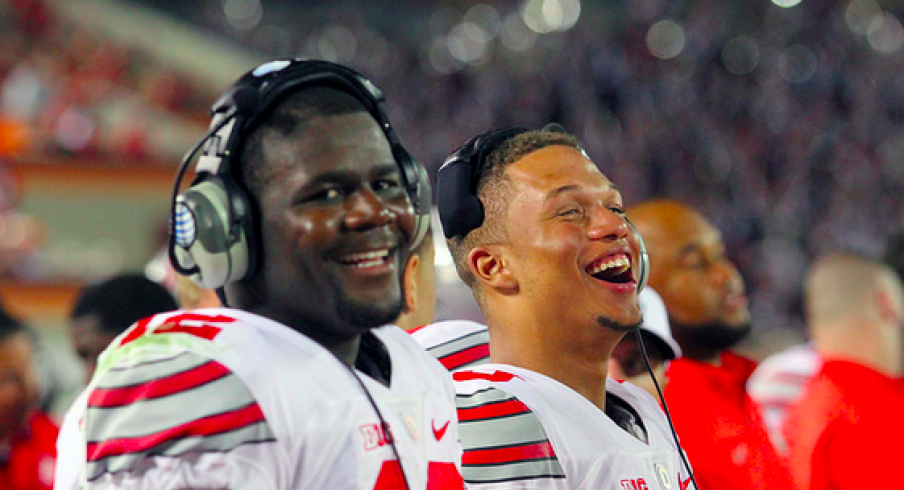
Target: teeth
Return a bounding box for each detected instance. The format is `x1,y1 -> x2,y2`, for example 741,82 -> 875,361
340,249 -> 390,267
587,255 -> 630,275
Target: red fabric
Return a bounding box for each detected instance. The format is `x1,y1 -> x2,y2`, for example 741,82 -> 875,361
0,411 -> 58,490
664,351 -> 793,490
784,359 -> 904,490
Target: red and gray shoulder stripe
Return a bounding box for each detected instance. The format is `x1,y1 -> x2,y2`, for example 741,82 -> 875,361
455,383 -> 565,484
422,328 -> 490,372
83,350 -> 275,481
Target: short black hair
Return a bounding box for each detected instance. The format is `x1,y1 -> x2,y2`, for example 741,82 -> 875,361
71,273 -> 178,336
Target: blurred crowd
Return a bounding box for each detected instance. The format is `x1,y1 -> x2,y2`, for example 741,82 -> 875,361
1,0 -> 904,340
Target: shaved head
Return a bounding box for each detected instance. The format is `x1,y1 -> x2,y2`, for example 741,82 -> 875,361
806,253 -> 903,328
805,252 -> 904,375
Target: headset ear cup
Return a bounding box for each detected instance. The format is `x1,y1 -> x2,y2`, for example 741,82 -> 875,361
173,179 -> 250,289
407,161 -> 432,250
627,219 -> 650,293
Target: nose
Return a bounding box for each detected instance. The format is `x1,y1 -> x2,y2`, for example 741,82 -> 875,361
713,258 -> 744,292
344,187 -> 395,231
587,206 -> 630,242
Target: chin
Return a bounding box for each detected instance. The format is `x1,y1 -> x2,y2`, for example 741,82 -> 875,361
338,299 -> 404,330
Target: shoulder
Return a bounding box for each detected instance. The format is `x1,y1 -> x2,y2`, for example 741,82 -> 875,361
409,320 -> 490,371
82,311 -> 279,482
452,367 -> 566,485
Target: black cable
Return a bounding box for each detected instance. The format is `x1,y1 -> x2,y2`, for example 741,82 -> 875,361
635,329 -> 699,490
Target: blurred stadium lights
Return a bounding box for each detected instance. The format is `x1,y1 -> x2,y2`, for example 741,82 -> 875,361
521,0 -> 581,34
867,12 -> 904,54
646,20 -> 686,60
777,44 -> 817,84
772,0 -> 802,8
722,37 -> 761,76
223,0 -> 263,30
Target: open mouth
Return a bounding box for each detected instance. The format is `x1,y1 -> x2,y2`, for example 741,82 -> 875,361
338,249 -> 392,268
586,254 -> 633,284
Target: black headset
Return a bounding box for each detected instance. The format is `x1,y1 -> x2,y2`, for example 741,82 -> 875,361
168,59 -> 431,290
435,125 -> 650,292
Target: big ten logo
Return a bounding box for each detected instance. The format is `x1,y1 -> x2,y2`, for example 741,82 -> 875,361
360,423 -> 394,451
620,478 -> 649,490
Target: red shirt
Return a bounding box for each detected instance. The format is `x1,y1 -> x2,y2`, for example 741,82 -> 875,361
784,359 -> 904,490
664,351 -> 793,490
0,411 -> 58,490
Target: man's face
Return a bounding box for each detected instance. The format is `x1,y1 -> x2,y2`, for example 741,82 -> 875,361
646,212 -> 749,329
631,203 -> 751,356
254,112 -> 416,339
0,332 -> 39,439
71,314 -> 117,383
499,145 -> 643,334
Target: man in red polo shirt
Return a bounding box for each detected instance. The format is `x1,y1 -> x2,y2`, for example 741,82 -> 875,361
784,253 -> 904,490
629,199 -> 792,490
0,304 -> 57,490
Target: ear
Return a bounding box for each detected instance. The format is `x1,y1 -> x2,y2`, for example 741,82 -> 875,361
403,254 -> 420,313
468,245 -> 518,293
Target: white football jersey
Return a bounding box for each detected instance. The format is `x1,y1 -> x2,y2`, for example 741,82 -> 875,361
454,364 -> 695,490
55,308 -> 463,490
409,320 -> 489,372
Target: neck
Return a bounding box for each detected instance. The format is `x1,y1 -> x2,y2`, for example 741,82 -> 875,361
488,316 -> 624,411
816,321 -> 902,377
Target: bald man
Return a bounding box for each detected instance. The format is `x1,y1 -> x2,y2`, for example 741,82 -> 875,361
628,198 -> 792,490
784,253 -> 904,490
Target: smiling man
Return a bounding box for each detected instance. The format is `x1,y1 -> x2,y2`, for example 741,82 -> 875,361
435,127 -> 694,489
628,198 -> 792,490
54,59 -> 462,490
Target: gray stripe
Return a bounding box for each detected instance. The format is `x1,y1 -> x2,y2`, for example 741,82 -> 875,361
426,330 -> 490,360
460,411 -> 551,450
456,386 -> 515,410
86,421 -> 276,481
96,351 -> 210,389
86,370 -> 255,442
455,358 -> 490,370
464,458 -> 566,484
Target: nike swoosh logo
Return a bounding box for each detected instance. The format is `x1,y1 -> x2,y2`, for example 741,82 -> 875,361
680,475 -> 693,490
432,420 -> 450,441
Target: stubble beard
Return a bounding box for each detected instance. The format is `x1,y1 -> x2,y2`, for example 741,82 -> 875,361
596,315 -> 643,332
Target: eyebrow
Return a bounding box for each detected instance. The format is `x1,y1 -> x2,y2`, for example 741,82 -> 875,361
305,162 -> 399,186
546,182 -> 620,200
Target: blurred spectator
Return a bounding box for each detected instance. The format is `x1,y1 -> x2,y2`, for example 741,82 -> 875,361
3,0 -> 904,344
629,198 -> 793,490
608,287 -> 682,400
69,272 -> 178,382
746,342 -> 820,454
0,301 -> 56,490
0,160 -> 45,279
784,253 -> 904,490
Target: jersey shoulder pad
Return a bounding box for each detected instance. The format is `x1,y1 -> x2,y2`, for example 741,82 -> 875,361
83,348 -> 275,481
454,378 -> 565,485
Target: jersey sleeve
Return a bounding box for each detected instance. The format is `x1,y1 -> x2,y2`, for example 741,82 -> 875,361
454,372 -> 566,489
410,321 -> 490,372
70,314 -> 282,489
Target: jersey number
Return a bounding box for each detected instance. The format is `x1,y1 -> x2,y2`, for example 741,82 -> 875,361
373,461 -> 463,489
